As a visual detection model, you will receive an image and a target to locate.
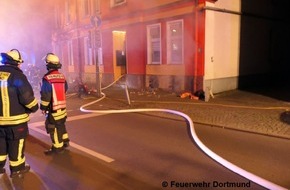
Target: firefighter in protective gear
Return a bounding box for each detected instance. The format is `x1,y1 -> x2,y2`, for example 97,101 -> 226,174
40,53 -> 70,155
0,49 -> 39,178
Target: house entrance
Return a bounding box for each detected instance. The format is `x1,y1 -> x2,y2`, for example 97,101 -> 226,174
112,30 -> 127,80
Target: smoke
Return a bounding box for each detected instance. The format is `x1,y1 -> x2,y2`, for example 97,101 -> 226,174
0,0 -> 54,66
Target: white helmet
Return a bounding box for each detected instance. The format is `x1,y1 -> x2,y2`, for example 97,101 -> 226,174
7,49 -> 23,64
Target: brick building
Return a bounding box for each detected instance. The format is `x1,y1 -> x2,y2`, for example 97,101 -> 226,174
51,0 -> 290,96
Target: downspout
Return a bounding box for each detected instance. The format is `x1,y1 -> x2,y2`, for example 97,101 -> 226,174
193,7 -> 198,93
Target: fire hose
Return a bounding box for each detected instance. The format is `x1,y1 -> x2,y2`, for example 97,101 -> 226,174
79,79 -> 286,190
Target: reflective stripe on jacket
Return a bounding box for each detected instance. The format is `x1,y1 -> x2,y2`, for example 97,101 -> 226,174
0,65 -> 39,125
40,69 -> 67,121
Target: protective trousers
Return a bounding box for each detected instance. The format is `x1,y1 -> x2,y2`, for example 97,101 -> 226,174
45,114 -> 69,149
0,124 -> 28,173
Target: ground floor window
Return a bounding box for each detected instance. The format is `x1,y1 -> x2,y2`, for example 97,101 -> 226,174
84,37 -> 93,65
167,19 -> 183,64
147,23 -> 161,64
68,41 -> 74,66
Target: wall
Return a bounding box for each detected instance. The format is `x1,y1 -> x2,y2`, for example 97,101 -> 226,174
101,0 -> 198,92
204,0 -> 241,94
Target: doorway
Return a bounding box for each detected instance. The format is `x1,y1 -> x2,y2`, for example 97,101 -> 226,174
112,30 -> 127,80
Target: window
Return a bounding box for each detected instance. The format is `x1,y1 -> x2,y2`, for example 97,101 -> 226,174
68,41 -> 74,66
54,7 -> 61,29
167,20 -> 183,64
147,24 -> 161,64
82,0 -> 90,17
65,0 -> 71,24
98,48 -> 103,65
84,37 -> 93,65
55,46 -> 62,64
111,0 -> 126,7
93,0 -> 100,14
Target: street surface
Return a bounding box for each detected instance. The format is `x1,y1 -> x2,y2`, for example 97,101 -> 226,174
0,105 -> 289,190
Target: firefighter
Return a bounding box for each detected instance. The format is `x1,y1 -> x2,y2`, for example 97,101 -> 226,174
0,49 -> 39,178
40,53 -> 70,155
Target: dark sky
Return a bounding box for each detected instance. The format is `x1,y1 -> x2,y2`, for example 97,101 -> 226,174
0,0 -> 54,65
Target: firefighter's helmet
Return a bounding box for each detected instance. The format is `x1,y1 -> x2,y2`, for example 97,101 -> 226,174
7,49 -> 24,63
44,53 -> 62,70
0,49 -> 23,65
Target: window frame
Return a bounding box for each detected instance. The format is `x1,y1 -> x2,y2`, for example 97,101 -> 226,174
64,0 -> 71,24
166,19 -> 184,64
68,41 -> 74,66
93,0 -> 101,14
84,37 -> 93,65
81,0 -> 90,18
54,7 -> 61,29
147,23 -> 162,65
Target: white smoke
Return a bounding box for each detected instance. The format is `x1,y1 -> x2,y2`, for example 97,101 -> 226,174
0,0 -> 54,66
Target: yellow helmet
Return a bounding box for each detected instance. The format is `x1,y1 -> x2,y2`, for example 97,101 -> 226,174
44,53 -> 60,64
6,49 -> 23,64
44,53 -> 62,69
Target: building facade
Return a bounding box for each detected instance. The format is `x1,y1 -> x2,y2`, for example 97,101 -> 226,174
52,0 -> 242,95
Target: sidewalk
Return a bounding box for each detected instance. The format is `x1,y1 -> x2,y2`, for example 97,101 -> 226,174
77,86 -> 290,140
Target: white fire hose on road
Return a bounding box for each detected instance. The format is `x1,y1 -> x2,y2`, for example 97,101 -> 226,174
79,79 -> 286,190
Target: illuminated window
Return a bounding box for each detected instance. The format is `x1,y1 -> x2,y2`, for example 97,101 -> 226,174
84,37 -> 93,65
111,0 -> 126,7
147,24 -> 161,64
167,20 -> 183,64
68,41 -> 74,66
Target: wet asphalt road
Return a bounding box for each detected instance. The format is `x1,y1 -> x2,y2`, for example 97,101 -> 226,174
1,107 -> 288,190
